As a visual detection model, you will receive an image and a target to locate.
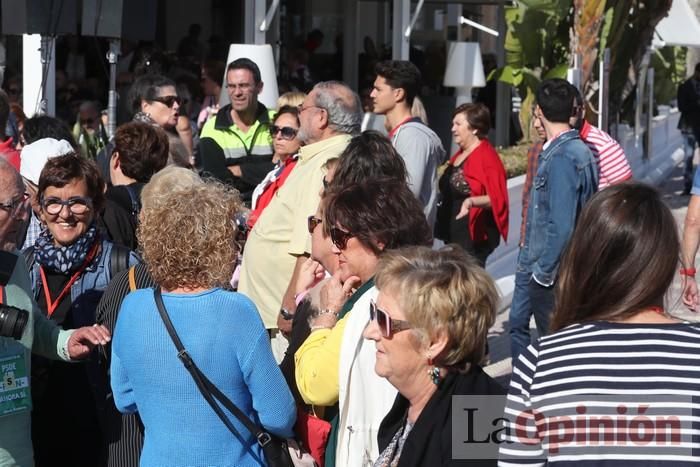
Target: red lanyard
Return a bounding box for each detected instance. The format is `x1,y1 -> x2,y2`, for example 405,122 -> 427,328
0,285 -> 4,305
39,241 -> 100,317
388,116 -> 415,139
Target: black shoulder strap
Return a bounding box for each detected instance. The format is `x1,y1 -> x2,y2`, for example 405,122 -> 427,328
21,246 -> 35,270
152,288 -> 275,449
123,184 -> 143,217
109,244 -> 131,279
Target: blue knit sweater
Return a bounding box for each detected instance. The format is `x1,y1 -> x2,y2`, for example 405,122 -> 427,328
111,288 -> 296,467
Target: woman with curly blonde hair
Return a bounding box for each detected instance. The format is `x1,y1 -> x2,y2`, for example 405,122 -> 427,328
110,178 -> 296,466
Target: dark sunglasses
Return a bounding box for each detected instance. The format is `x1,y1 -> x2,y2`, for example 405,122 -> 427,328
270,125 -> 298,140
370,299 -> 412,338
150,95 -> 181,108
330,226 -> 353,250
307,215 -> 322,234
80,117 -> 96,125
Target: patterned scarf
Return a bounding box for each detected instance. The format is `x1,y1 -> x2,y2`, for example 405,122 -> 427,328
34,224 -> 100,274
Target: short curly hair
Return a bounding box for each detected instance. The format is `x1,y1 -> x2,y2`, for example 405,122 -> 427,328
112,122 -> 169,183
375,245 -> 498,371
38,152 -> 105,212
138,181 -> 242,290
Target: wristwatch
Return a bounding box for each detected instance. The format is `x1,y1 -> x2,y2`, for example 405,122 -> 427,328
279,307 -> 295,320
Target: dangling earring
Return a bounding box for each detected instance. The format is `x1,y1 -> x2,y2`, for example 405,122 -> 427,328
427,354 -> 441,386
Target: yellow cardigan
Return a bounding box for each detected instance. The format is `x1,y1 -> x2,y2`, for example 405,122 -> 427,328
294,314 -> 349,406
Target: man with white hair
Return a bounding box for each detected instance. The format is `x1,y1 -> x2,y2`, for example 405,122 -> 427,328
239,81 -> 361,336
0,158 -> 110,466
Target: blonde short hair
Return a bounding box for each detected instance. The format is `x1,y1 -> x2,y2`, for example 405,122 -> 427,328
140,166 -> 203,211
138,180 -> 242,290
375,245 -> 498,371
276,91 -> 306,110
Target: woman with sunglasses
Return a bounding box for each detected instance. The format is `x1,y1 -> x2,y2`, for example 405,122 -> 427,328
365,245 -> 503,467
295,177 -> 433,467
247,104 -> 304,230
96,75 -> 181,184
23,153 -> 139,467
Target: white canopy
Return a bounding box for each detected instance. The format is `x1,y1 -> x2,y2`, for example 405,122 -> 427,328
654,0 -> 700,48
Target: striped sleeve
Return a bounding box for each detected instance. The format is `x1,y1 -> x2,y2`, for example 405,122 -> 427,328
499,344 -> 546,466
583,126 -> 632,189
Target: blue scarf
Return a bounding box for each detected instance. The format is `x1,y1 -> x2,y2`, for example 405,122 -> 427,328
34,224 -> 100,274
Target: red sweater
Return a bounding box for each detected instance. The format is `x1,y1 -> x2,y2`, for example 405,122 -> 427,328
451,139 -> 509,243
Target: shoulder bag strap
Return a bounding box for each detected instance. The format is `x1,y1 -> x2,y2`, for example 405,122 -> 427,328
152,288 -> 275,449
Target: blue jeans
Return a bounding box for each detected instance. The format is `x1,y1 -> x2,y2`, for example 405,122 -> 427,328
684,133 -> 697,192
509,270 -> 555,361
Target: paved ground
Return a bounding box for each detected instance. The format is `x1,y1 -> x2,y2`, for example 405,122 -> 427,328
483,163 -> 698,387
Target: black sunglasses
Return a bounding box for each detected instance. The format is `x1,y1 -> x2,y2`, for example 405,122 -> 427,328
370,299 -> 412,338
270,125 -> 298,140
307,215 -> 322,234
330,226 -> 353,250
150,95 -> 181,108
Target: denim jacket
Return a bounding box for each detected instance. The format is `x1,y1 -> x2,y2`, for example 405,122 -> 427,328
517,130 -> 598,285
26,239 -> 139,328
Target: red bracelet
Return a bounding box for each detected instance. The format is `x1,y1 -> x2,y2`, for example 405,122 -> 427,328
680,267 -> 697,277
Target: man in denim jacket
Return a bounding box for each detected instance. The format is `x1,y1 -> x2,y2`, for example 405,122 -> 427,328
509,79 -> 598,361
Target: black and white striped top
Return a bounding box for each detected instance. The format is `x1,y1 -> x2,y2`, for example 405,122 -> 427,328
500,321 -> 700,466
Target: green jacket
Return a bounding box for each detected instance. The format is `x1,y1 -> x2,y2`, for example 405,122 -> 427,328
0,251 -> 72,467
198,103 -> 276,202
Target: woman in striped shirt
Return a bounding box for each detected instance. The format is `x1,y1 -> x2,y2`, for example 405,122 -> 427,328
500,182 -> 700,466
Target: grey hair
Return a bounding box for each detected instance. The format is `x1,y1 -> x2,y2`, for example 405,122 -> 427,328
313,81 -> 362,136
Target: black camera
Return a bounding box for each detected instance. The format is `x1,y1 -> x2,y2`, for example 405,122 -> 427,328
0,304 -> 28,339
0,250 -> 28,339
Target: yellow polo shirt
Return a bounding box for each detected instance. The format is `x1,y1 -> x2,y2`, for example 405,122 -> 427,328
238,134 -> 351,328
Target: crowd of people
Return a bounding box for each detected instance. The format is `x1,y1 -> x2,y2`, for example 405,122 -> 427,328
3,45 -> 700,467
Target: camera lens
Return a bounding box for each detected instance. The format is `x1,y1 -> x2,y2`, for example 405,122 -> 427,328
0,304 -> 29,340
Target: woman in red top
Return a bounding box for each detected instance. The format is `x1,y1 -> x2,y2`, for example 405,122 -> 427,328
435,103 -> 508,266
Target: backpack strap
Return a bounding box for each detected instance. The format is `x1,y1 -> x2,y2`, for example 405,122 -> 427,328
109,244 -> 131,279
123,184 -> 143,217
128,266 -> 137,292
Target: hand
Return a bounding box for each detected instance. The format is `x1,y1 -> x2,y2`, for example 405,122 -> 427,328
456,198 -> 473,220
683,276 -> 699,311
295,258 -> 325,295
320,270 -> 361,313
227,165 -> 243,178
67,324 -> 111,360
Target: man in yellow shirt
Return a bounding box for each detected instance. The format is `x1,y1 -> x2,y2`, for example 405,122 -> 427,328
238,81 -> 362,331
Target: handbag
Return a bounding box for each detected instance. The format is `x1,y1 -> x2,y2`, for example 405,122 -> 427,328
153,288 -> 315,467
295,407 -> 331,467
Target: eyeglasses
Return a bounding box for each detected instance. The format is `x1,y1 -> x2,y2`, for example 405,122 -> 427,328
80,117 -> 96,126
307,215 -> 322,234
149,95 -> 181,108
0,193 -> 29,214
40,196 -> 92,215
297,104 -> 324,113
270,125 -> 298,140
225,83 -> 254,92
370,299 -> 412,338
329,226 -> 353,250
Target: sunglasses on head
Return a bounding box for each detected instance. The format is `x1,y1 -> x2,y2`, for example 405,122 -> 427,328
330,226 -> 353,250
150,95 -> 181,108
270,125 -> 298,140
307,215 -> 322,234
370,299 -> 412,338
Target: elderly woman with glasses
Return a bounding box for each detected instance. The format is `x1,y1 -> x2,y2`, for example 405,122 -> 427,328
295,177 -> 433,467
23,152 -> 139,467
247,104 -> 305,230
365,246 -> 504,467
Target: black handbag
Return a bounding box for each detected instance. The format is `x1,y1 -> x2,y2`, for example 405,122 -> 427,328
153,288 -> 294,467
